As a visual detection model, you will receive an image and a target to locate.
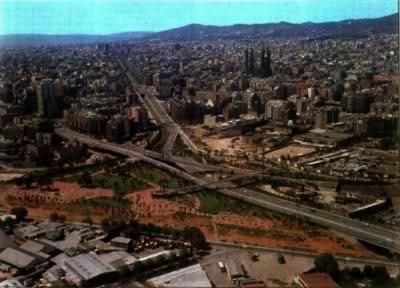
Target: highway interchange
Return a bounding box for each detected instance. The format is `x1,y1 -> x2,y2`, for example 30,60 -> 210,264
53,54 -> 400,254
55,127 -> 400,254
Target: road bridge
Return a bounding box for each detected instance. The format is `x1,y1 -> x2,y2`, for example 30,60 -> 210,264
152,171 -> 263,197
55,128 -> 400,253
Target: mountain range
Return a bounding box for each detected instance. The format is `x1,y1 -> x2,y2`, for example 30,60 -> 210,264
0,13 -> 397,47
147,13 -> 398,41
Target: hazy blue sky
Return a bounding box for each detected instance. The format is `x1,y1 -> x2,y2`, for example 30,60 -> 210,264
0,0 -> 398,35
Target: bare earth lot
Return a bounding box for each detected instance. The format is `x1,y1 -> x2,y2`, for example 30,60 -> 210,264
0,182 -> 380,258
265,144 -> 316,159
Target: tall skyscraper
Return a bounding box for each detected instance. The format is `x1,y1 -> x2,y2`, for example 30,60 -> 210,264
37,79 -> 63,118
249,48 -> 255,75
260,47 -> 266,77
244,49 -> 249,73
264,48 -> 273,78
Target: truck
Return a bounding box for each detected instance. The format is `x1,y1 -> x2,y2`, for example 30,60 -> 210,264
251,253 -> 260,261
218,261 -> 226,272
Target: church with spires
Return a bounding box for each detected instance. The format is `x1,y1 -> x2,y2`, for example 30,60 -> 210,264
244,46 -> 273,78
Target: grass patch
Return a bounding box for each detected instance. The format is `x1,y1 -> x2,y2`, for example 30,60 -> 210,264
129,162 -> 191,187
66,170 -> 147,194
342,244 -> 355,250
168,179 -> 181,189
92,174 -> 146,193
65,161 -> 191,193
196,190 -> 281,219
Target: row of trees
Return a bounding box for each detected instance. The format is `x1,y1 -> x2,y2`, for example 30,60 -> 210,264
101,220 -> 208,250
0,207 -> 28,230
314,253 -> 395,287
0,216 -> 15,229
0,207 -> 68,228
11,206 -> 28,221
15,174 -> 54,189
78,172 -> 131,201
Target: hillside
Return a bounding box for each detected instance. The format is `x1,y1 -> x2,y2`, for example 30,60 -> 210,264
0,13 -> 397,47
147,13 -> 398,41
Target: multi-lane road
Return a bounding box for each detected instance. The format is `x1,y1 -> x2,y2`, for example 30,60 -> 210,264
153,172 -> 324,197
117,57 -> 198,155
152,171 -> 264,196
142,92 -> 178,155
56,127 -> 400,253
118,142 -> 247,174
56,128 -> 243,175
218,186 -> 400,253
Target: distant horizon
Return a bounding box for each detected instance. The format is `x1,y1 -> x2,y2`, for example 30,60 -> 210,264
0,0 -> 398,35
0,12 -> 398,36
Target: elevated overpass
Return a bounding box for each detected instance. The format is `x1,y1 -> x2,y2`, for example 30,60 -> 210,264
57,128 -> 244,175
56,128 -> 400,254
152,172 -> 263,197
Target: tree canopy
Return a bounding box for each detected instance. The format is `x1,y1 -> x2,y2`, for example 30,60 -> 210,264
112,181 -> 125,201
78,171 -> 93,187
314,253 -> 339,278
2,217 -> 15,228
49,212 -> 59,222
11,206 -> 28,222
183,226 -> 208,250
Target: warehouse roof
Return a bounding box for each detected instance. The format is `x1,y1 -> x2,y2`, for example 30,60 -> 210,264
14,225 -> 43,239
99,251 -> 137,269
20,240 -> 55,258
148,264 -> 212,288
0,247 -> 45,270
0,229 -> 16,251
0,278 -> 24,287
64,252 -> 117,281
111,237 -> 132,245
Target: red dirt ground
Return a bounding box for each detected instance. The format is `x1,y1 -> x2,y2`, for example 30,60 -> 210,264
0,183 -> 381,258
127,189 -> 378,258
3,182 -> 112,204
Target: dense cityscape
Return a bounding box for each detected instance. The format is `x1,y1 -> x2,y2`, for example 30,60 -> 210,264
0,4 -> 399,288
